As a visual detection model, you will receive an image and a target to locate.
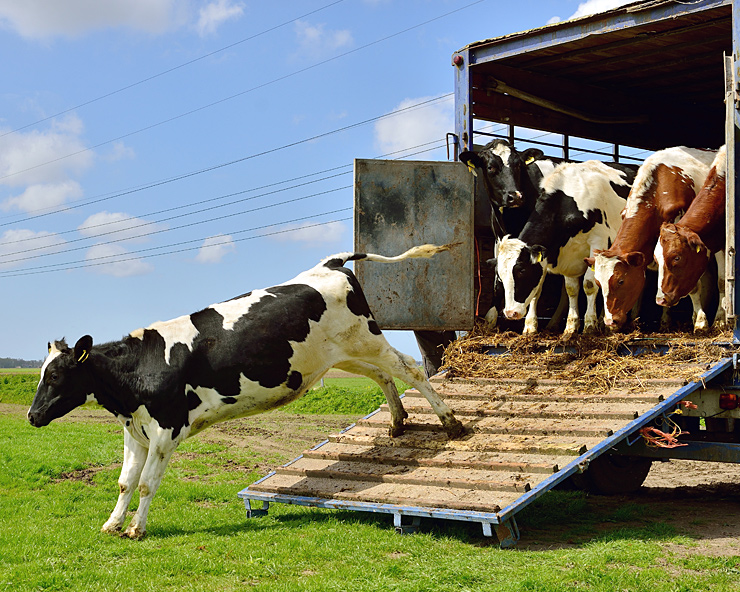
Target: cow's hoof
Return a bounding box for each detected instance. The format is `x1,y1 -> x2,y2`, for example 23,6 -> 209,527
122,526 -> 146,540
445,420 -> 465,440
101,523 -> 122,535
388,424 -> 405,438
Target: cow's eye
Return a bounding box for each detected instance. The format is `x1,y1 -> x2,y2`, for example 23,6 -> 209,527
617,278 -> 625,286
673,256 -> 681,263
50,372 -> 59,382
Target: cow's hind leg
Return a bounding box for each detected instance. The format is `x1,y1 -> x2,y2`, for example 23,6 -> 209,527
334,361 -> 408,437
563,275 -> 581,339
102,428 -> 147,535
122,431 -> 179,540
363,347 -> 464,439
582,269 -> 599,333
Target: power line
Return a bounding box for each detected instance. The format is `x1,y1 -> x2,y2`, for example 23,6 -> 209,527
0,0 -> 484,184
0,213 -> 353,278
0,94 -> 453,228
0,139 -> 449,274
0,138 -> 449,263
0,0 -> 346,141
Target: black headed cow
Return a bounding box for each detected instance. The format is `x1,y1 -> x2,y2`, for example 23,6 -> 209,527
28,245 -> 464,539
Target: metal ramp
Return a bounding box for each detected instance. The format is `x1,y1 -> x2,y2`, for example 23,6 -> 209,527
238,358 -> 732,548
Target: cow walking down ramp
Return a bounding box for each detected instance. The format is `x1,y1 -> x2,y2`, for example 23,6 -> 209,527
27,244 -> 464,540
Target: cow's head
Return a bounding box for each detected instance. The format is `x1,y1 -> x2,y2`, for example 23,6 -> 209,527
459,140 -> 544,209
28,336 -> 94,428
586,251 -> 646,330
495,236 -> 547,320
654,223 -> 710,307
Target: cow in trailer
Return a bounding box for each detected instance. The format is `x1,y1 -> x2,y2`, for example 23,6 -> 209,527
495,160 -> 636,338
458,139 -> 567,325
586,146 -> 717,331
28,245 -> 464,540
458,139 -> 564,237
654,145 -> 727,330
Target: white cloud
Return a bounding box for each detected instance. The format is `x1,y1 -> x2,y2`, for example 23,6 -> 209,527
102,141 -> 136,163
78,211 -> 165,244
196,0 -> 244,36
2,181 -> 83,213
0,0 -> 183,39
0,228 -> 65,269
294,20 -> 353,59
554,0 -> 634,23
0,114 -> 92,188
195,234 -> 235,263
374,96 -> 453,155
547,16 -> 562,25
270,221 -> 346,245
84,243 -> 153,277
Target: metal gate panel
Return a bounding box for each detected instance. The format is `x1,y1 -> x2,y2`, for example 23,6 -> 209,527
353,159 -> 474,331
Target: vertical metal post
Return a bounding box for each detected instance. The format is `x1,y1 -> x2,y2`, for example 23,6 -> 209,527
726,53 -> 737,337
508,124 -> 515,148
453,49 -> 473,155
563,134 -> 570,160
613,143 -> 620,163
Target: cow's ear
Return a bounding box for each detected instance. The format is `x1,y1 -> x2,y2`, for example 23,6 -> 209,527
584,256 -> 595,267
74,335 -> 93,365
459,151 -> 483,170
623,251 -> 645,268
531,245 -> 547,264
521,148 -> 544,165
686,230 -> 706,254
660,223 -> 677,237
486,257 -> 497,269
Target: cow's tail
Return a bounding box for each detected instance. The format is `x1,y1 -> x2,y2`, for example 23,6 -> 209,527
323,242 -> 460,268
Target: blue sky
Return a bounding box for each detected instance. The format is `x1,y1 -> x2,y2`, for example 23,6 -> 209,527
0,0 -> 632,361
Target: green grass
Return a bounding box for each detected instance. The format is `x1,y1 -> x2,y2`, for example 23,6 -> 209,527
2,376 -> 738,591
0,372 -> 39,405
1,406 -> 739,592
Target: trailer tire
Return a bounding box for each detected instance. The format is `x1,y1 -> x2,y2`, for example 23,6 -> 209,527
581,454 -> 653,494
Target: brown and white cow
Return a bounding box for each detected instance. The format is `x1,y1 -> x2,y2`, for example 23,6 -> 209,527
654,145 -> 726,330
28,245 -> 464,539
586,146 -> 717,331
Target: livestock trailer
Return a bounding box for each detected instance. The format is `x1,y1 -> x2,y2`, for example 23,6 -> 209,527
239,0 -> 740,547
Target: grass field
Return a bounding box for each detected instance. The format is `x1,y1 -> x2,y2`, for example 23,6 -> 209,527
1,373 -> 739,591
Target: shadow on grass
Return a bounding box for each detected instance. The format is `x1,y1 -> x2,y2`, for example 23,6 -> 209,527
148,489 -> 677,550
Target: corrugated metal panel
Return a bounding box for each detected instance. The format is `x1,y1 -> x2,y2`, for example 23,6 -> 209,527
353,159 -> 475,331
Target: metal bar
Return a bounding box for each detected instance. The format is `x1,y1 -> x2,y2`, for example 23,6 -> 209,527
495,358 -> 734,523
464,0 -> 729,65
728,17 -> 740,338
453,49 -> 473,152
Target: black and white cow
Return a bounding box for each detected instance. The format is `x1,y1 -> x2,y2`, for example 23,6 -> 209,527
495,160 -> 636,338
459,139 -> 567,325
28,245 -> 464,539
459,139 -> 565,237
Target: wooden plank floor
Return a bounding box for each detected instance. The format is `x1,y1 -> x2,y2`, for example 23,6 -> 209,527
246,374 -> 686,514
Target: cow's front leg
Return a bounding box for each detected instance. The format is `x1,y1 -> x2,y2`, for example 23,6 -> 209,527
102,428 -> 147,534
122,430 -> 178,540
334,361 -> 407,437
689,282 -> 708,332
582,270 -> 599,333
563,276 -> 581,339
523,296 -> 539,335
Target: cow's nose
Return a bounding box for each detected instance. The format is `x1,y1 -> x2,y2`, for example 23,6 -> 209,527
505,191 -> 524,208
504,309 -> 522,320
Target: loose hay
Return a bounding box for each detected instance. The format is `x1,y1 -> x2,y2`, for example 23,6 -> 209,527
441,322 -> 735,394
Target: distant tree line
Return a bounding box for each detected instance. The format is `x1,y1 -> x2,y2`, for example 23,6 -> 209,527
0,358 -> 42,369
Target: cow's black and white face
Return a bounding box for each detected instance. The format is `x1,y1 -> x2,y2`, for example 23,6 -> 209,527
460,140 -> 543,209
28,336 -> 95,428
495,237 -> 547,319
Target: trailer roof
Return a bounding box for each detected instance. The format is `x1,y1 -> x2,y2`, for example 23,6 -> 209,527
454,0 -> 731,150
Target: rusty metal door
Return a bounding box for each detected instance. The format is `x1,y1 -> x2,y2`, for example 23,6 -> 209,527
353,159 -> 475,331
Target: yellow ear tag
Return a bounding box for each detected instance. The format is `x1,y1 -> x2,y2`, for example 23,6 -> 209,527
590,266 -> 595,272
466,161 -> 477,177
536,252 -> 543,263
77,350 -> 89,363
525,157 -> 535,165
696,245 -> 701,253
